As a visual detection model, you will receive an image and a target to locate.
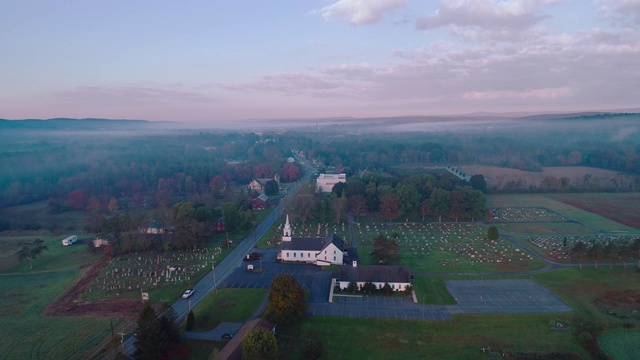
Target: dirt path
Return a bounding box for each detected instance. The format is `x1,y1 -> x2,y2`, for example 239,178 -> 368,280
44,255 -> 143,318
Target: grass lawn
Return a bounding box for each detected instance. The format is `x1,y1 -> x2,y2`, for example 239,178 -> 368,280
179,339 -> 223,360
598,329 -> 640,360
189,288 -> 267,331
353,222 -> 543,272
412,276 -> 456,305
278,315 -> 588,360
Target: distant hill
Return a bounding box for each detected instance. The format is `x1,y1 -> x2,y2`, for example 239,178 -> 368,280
0,118 -> 156,130
514,112 -> 639,121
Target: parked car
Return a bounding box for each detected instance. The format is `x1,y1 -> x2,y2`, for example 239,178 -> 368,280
182,289 -> 194,299
221,333 -> 234,340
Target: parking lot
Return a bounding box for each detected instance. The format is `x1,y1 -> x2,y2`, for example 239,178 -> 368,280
219,250 -> 572,321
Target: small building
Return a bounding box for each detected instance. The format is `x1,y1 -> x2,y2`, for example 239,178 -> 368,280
145,221 -> 167,234
279,215 -> 345,266
218,318 -> 276,360
337,261 -> 412,292
247,174 -> 280,194
92,238 -> 108,248
316,173 -> 346,193
213,217 -> 225,233
62,235 -> 78,246
251,194 -> 270,211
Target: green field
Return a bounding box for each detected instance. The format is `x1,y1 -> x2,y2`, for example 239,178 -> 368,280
498,221 -> 597,235
188,288 -> 267,331
488,194 -> 640,233
0,269 -> 126,360
598,329 -> 640,360
412,276 -> 456,304
353,222 -> 543,272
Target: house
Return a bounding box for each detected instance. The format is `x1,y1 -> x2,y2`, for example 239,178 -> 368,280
218,317 -> 276,360
247,174 -> 280,193
213,217 -> 225,233
316,173 -> 346,193
145,221 -> 167,234
251,194 -> 270,211
337,261 -> 412,292
279,215 -> 345,266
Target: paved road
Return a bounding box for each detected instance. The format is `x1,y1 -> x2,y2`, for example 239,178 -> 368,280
123,161 -> 316,356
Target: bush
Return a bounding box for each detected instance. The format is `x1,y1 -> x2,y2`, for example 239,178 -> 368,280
304,341 -> 323,360
382,283 -> 393,295
362,282 -> 377,294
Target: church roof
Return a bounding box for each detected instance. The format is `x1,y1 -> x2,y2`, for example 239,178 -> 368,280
338,264 -> 411,284
281,234 -> 344,252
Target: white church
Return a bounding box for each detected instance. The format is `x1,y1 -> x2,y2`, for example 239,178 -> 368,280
279,215 -> 345,266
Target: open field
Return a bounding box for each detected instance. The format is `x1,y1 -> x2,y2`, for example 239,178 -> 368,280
0,269 -> 127,360
523,234 -> 639,262
412,276 -> 456,305
598,329 -> 640,360
189,288 -> 267,331
550,193 -> 640,230
488,207 -> 568,222
461,165 -> 625,190
353,222 -> 543,272
488,194 -> 640,233
0,200 -> 87,234
499,222 -> 597,235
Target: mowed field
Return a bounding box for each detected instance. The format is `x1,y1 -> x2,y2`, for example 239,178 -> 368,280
549,193 -> 640,230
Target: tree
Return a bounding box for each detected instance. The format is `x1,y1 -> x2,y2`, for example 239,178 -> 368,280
448,189 -> 468,221
68,189 -> 89,210
288,194 -> 317,223
345,179 -> 366,198
465,187 -> 487,221
134,305 -> 181,360
331,182 -> 347,198
281,163 -> 301,181
265,275 -> 307,325
108,197 -> 118,213
487,226 -> 499,241
331,194 -> 348,223
372,235 -> 399,263
222,202 -> 240,233
243,328 -> 278,360
602,242 -> 619,270
469,174 -> 487,193
429,188 -> 450,222
348,195 -> 368,222
570,241 -> 588,269
587,242 -> 603,269
379,193 -> 401,221
264,179 -> 279,196
420,200 -> 432,221
396,184 -> 420,217
17,238 -> 48,270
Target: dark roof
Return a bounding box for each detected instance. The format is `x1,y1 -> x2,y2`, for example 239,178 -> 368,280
338,264 -> 411,284
281,234 -> 344,252
218,318 -> 276,360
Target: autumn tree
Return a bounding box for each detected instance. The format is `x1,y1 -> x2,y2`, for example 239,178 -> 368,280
448,189 -> 468,221
602,242 -> 619,270
288,194 -> 317,224
17,238 -> 48,270
379,193 -> 401,221
587,242 -> 603,270
348,195 -> 368,222
372,235 -> 399,263
108,197 -> 118,213
265,275 -> 307,325
420,200 -> 432,221
68,189 -> 89,210
331,194 -> 348,223
243,328 -> 278,360
281,163 -> 301,181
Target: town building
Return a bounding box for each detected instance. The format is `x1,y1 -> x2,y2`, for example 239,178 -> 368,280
337,261 -> 412,292
316,173 -> 346,193
279,215 -> 345,266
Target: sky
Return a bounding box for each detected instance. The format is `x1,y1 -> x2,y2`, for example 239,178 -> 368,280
1,0 -> 639,124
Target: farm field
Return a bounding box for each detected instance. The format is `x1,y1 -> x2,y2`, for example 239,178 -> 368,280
498,221 -> 596,235
487,194 -> 640,233
521,234 -> 639,263
549,193 -> 640,230
352,222 -> 543,272
0,269 -> 126,360
0,200 -> 87,234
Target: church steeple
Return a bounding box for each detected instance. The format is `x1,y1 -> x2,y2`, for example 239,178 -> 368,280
282,214 -> 292,241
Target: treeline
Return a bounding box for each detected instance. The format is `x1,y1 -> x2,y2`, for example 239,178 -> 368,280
0,131 -> 301,209
287,172 -> 488,224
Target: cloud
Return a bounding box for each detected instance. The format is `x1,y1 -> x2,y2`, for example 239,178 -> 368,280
463,87 -> 572,100
416,0 -> 561,33
320,0 -> 407,26
596,0 -> 640,25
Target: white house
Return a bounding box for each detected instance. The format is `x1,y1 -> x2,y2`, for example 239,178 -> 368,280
337,261 -> 412,292
316,173 -> 346,193
279,215 -> 345,266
